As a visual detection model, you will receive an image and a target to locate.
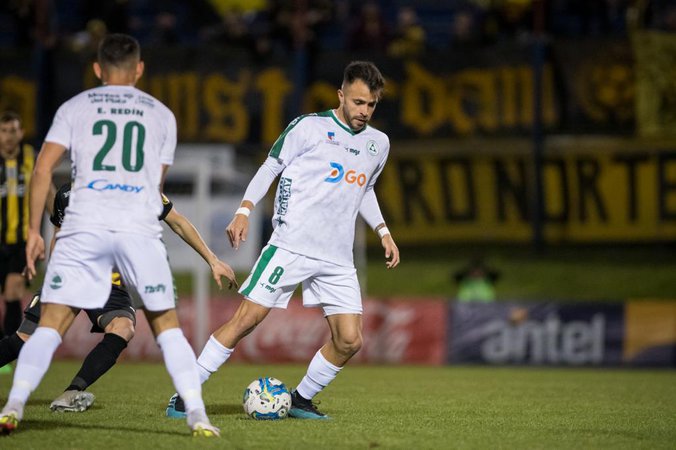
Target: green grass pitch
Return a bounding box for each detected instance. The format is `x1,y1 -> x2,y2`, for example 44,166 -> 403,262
1,361 -> 674,449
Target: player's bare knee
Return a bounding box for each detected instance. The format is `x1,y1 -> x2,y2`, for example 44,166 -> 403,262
229,313 -> 260,339
333,334 -> 363,357
105,317 -> 135,342
221,300 -> 268,340
4,274 -> 26,299
211,309 -> 262,348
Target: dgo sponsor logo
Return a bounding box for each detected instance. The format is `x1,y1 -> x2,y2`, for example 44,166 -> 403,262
324,162 -> 367,187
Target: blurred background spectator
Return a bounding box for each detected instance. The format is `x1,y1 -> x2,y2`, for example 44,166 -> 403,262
453,259 -> 500,303
548,0 -> 628,37
273,0 -> 332,56
388,5 -> 426,58
448,6 -> 484,48
346,1 -> 391,52
67,19 -> 107,55
196,0 -> 267,52
0,0 -> 656,52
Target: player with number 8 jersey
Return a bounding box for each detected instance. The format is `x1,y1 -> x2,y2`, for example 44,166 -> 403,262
164,61 -> 400,422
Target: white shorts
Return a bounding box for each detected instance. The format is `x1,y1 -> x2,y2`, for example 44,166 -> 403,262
239,244 -> 362,316
41,230 -> 175,312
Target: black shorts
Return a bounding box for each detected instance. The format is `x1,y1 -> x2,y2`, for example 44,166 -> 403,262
0,244 -> 27,290
19,285 -> 136,335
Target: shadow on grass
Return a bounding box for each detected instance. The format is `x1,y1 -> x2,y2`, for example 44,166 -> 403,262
24,398 -> 106,412
25,398 -> 59,407
24,399 -> 240,414
207,403 -> 242,416
20,418 -> 187,436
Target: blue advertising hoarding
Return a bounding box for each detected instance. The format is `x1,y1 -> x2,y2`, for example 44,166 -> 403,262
450,302 -> 625,366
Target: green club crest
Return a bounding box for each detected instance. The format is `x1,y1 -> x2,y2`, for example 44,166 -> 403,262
50,274 -> 64,290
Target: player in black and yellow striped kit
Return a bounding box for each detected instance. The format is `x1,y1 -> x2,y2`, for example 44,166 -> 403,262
0,111 -> 33,339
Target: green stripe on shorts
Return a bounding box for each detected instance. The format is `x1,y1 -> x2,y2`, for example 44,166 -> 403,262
241,245 -> 278,297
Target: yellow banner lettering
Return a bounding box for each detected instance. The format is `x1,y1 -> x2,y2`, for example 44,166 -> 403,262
166,72 -> 199,140
401,62 -> 446,135
203,72 -> 250,142
256,68 -> 292,145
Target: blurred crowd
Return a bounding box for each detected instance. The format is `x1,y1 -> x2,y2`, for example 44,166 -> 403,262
0,0 -> 674,57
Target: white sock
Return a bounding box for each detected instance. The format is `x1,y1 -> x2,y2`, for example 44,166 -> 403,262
2,327 -> 62,418
296,350 -> 342,400
196,335 -> 233,384
156,328 -> 204,415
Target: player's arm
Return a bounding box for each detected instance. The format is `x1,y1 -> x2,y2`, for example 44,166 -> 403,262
359,188 -> 400,269
23,226 -> 59,282
45,183 -> 57,216
163,206 -> 238,290
158,111 -> 177,194
359,149 -> 399,269
26,142 -> 66,278
226,156 -> 285,250
48,226 -> 60,256
159,164 -> 170,192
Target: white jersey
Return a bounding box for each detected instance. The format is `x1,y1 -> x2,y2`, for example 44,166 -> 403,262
268,110 -> 389,266
45,85 -> 176,237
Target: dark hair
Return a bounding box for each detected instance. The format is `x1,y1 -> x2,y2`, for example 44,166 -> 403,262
0,111 -> 21,126
343,61 -> 385,98
98,33 -> 141,69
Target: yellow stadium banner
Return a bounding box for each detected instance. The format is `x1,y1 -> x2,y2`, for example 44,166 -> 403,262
376,138 -> 676,244
624,301 -> 676,364
632,31 -> 676,138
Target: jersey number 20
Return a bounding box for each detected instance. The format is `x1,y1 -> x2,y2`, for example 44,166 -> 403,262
93,120 -> 145,172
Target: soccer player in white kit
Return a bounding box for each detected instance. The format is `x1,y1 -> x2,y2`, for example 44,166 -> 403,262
166,61 -> 400,420
0,34 -> 219,437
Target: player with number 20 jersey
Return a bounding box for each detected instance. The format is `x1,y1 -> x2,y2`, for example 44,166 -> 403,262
0,34 -> 218,438
40,85 -> 176,311
47,85 -> 176,238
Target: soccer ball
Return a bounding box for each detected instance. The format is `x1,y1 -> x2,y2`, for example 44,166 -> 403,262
242,377 -> 292,420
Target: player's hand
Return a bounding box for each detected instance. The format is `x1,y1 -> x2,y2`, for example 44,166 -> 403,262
226,213 -> 249,250
25,229 -> 46,280
381,234 -> 400,269
210,259 -> 238,290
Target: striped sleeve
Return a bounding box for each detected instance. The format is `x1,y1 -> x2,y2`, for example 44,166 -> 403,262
268,115 -> 309,164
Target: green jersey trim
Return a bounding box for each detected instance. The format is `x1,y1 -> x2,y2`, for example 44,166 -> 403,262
241,245 -> 278,296
329,109 -> 366,135
269,114 -> 313,158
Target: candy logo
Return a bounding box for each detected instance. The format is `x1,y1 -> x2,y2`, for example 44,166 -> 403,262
87,179 -> 144,193
324,162 -> 366,187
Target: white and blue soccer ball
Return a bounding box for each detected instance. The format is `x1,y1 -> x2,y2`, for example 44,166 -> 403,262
242,377 -> 292,420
